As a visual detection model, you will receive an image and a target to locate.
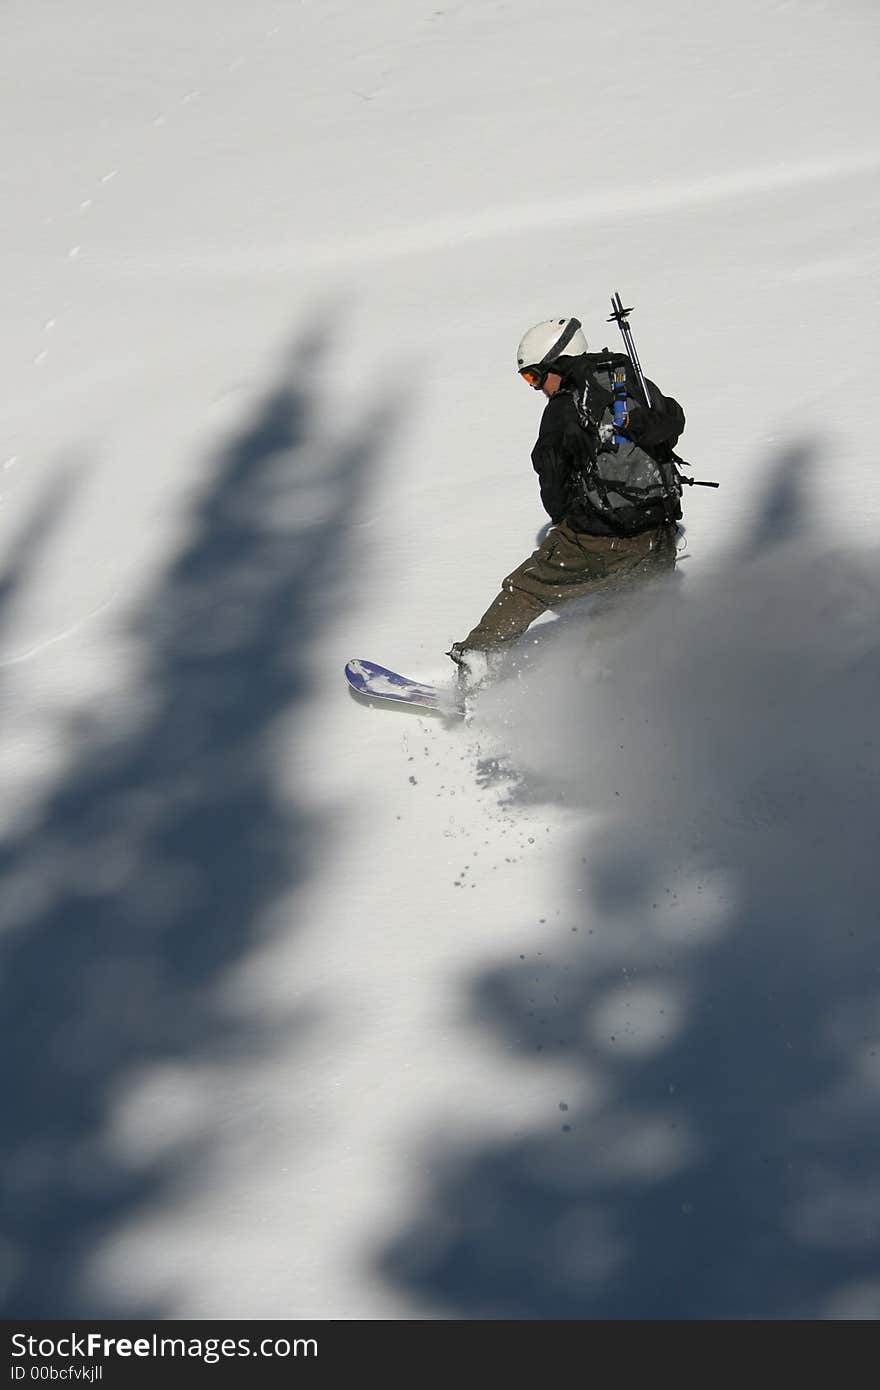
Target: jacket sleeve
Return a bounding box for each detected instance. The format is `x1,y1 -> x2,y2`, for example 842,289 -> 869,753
625,375 -> 685,450
531,441 -> 569,523
530,396 -> 593,523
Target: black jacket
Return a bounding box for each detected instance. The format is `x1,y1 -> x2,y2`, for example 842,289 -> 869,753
531,351 -> 685,535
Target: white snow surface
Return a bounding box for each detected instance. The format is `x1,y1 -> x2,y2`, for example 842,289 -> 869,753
2,0 -> 880,1320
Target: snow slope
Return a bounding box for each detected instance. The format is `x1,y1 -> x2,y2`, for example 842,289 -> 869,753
1,0 -> 879,1319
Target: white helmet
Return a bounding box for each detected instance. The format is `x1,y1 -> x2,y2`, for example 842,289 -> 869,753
516,317 -> 589,373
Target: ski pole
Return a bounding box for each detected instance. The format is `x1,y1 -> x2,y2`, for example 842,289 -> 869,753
678,474 -> 720,489
608,291 -> 653,407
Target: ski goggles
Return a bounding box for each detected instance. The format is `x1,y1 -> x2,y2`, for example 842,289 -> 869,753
519,365 -> 548,389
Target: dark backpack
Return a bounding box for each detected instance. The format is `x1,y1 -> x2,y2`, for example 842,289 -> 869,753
569,351 -> 685,535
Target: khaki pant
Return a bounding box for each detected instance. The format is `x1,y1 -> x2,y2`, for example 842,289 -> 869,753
458,521 -> 677,651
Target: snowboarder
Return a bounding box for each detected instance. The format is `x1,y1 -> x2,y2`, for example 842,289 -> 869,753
448,315 -> 686,688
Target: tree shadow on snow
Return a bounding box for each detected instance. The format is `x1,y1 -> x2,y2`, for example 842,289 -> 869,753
379,441 -> 880,1319
0,320 -> 393,1316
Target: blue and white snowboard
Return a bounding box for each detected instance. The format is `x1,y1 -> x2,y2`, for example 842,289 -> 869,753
345,658 -> 465,716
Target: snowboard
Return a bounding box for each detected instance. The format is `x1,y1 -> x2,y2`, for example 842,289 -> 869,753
345,658 -> 465,716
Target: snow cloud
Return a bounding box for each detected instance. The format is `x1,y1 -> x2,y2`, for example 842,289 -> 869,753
384,447 -> 880,1318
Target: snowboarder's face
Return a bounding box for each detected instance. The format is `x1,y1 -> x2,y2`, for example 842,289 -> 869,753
520,367 -> 562,397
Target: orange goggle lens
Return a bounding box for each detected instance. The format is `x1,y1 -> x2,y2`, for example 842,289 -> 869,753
520,366 -> 546,388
